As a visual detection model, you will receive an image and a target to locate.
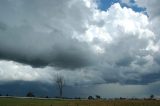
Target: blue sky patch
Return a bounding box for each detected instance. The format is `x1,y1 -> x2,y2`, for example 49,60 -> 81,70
97,0 -> 146,13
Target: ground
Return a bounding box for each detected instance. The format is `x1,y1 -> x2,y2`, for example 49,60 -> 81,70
0,97 -> 160,106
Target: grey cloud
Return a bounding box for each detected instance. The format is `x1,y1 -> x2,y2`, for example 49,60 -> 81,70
116,56 -> 133,66
154,52 -> 160,65
134,57 -> 148,66
0,80 -> 155,98
0,0 -> 94,69
136,0 -> 160,18
50,39 -> 97,69
0,22 -> 7,31
140,72 -> 160,84
0,32 -> 97,68
135,0 -> 160,38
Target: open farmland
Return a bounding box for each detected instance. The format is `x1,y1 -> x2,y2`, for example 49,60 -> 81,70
0,98 -> 160,106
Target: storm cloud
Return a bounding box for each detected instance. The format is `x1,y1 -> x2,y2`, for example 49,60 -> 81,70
0,0 -> 160,88
0,0 -> 96,69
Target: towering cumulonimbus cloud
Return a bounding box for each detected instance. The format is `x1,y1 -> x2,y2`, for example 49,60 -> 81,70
0,0 -> 160,86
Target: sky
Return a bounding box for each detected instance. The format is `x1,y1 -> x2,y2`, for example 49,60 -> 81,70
0,0 -> 160,98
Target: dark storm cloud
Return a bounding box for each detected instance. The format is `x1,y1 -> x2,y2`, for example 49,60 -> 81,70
51,42 -> 96,69
154,52 -> 160,65
0,0 -> 95,69
1,81 -> 160,98
140,72 -> 160,84
116,56 -> 133,66
0,35 -> 96,68
122,73 -> 160,85
134,58 -> 148,66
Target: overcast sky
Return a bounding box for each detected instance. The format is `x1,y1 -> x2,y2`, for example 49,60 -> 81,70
0,0 -> 160,98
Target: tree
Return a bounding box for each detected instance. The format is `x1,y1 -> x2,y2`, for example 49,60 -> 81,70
150,94 -> 154,99
95,95 -> 101,99
55,74 -> 65,98
88,96 -> 94,100
26,92 -> 35,97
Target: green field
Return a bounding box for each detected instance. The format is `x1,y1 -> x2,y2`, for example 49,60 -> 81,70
0,97 -> 160,106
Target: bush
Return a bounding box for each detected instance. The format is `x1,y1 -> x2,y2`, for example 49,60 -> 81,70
26,92 -> 35,97
150,94 -> 154,99
96,95 -> 101,99
88,96 -> 94,100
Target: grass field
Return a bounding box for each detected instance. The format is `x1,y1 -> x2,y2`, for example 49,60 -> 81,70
0,97 -> 160,106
